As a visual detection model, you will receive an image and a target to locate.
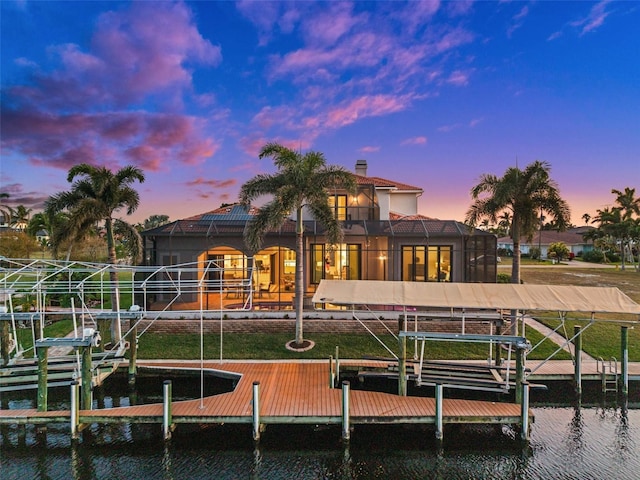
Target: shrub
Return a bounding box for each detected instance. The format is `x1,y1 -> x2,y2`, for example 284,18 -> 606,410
529,247 -> 541,260
497,273 -> 511,283
606,252 -> 621,263
582,250 -> 605,263
548,242 -> 570,261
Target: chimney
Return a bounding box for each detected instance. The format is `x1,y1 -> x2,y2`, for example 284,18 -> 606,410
355,159 -> 368,176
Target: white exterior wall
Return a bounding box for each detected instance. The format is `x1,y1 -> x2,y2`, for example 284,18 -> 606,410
389,192 -> 419,216
377,190 -> 392,220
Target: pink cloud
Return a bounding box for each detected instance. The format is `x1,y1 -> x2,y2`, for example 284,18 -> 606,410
547,31 -> 563,41
437,123 -> 462,133
395,0 -> 440,34
2,108 -> 217,172
446,0 -> 473,17
186,178 -> 237,189
236,1 -> 300,46
469,117 -> 484,127
571,1 -> 612,35
446,70 -> 471,86
5,2 -> 220,111
401,136 -> 428,146
252,105 -> 297,130
326,95 -> 409,128
1,2 -> 220,174
302,2 -> 361,46
433,28 -> 475,54
359,146 -> 380,153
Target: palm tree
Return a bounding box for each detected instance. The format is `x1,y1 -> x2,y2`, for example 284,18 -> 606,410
466,160 -> 571,284
45,164 -> 145,341
10,205 -> 32,231
596,188 -> 640,270
0,192 -> 12,225
612,187 -> 640,220
240,143 -> 357,349
138,214 -> 170,231
582,213 -> 591,225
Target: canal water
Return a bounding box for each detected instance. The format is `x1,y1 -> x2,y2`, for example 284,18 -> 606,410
2,378 -> 639,479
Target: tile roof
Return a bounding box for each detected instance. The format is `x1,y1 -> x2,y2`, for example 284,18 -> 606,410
355,174 -> 422,192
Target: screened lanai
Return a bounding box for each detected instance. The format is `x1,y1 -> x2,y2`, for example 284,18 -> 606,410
142,205 -> 499,310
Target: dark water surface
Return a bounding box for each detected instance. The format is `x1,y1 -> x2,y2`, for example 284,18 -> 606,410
2,377 -> 639,479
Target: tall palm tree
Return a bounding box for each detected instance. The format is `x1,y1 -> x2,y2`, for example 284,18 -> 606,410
466,160 -> 571,284
600,188 -> 640,270
612,187 -> 640,217
240,143 -> 357,349
10,205 -> 32,230
45,164 -> 145,341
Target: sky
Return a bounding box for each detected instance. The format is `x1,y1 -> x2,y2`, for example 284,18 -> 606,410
1,0 -> 639,226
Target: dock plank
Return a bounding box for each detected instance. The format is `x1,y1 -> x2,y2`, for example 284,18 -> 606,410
1,360 -> 526,429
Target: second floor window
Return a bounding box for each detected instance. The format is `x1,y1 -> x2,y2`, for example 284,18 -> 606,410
328,195 -> 347,221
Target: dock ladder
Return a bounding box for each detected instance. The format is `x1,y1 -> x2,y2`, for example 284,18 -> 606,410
597,356 -> 618,394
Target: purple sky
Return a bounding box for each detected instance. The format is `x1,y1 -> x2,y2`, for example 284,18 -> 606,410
1,1 -> 638,225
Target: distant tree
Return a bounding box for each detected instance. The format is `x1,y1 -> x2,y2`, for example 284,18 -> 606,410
497,211 -> 512,237
0,231 -> 39,258
548,242 -> 570,261
240,143 -> 357,349
138,214 -> 170,231
26,212 -> 48,237
0,192 -> 12,225
582,213 -> 591,225
45,164 -> 145,341
10,205 -> 32,230
466,160 -> 571,284
590,188 -> 640,271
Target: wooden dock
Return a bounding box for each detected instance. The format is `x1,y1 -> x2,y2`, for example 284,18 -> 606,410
0,360 -> 529,441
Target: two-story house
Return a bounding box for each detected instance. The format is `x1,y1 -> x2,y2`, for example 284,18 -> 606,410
142,160 -> 497,309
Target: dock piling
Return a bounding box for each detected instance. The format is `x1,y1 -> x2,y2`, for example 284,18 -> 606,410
81,346 -> 92,410
574,325 -> 582,395
252,381 -> 261,441
435,384 -> 444,441
398,336 -> 407,397
520,382 -> 530,442
329,355 -> 335,388
515,348 -> 524,404
621,326 -> 629,396
70,380 -> 80,440
341,381 -> 350,441
335,346 -> 340,386
162,380 -> 172,440
128,321 -> 138,385
36,346 -> 48,412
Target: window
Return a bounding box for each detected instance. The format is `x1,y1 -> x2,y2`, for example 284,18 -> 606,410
328,195 -> 347,221
311,243 -> 361,284
402,246 -> 452,282
465,236 -> 497,282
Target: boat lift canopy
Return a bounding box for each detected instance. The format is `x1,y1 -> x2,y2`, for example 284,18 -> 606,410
313,280 -> 640,318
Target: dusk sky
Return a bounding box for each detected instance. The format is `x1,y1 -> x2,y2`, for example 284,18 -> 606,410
1,1 -> 638,226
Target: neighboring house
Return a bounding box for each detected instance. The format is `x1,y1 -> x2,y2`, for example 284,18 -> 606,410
35,229 -> 49,245
497,228 -> 595,259
142,160 -> 497,309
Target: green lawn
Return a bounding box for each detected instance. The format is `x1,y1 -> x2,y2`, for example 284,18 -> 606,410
13,318 -> 75,354
136,328 -> 570,361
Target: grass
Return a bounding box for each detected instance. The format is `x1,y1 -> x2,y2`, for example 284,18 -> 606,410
137,328 -> 570,361
13,318 -> 75,354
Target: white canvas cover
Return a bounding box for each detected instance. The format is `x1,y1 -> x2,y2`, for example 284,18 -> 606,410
312,280 -> 640,317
